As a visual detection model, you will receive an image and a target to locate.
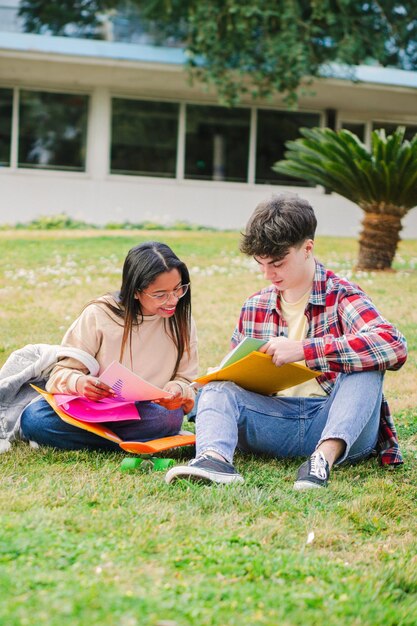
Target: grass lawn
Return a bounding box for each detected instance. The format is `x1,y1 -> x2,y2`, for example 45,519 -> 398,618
0,230 -> 416,626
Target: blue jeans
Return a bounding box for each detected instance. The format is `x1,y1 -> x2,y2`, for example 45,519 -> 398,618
21,398 -> 184,452
196,372 -> 383,465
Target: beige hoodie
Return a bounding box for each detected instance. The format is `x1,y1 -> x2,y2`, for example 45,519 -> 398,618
46,297 -> 198,400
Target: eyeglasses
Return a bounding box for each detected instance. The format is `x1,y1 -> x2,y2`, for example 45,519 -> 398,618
141,283 -> 190,305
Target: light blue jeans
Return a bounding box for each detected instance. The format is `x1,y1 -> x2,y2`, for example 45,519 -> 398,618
196,372 -> 383,465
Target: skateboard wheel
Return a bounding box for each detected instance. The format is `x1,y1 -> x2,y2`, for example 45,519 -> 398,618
121,457 -> 144,471
152,458 -> 174,471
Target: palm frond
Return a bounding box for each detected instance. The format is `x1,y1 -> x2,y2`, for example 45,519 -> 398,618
273,126 -> 417,212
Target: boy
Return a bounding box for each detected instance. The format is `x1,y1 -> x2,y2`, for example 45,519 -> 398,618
166,194 -> 407,489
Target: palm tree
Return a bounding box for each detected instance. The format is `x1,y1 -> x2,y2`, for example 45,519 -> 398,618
273,127 -> 417,270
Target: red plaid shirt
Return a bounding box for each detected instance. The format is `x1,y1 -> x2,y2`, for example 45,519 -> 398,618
231,261 -> 407,465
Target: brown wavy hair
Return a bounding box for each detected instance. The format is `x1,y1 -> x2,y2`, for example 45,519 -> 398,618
240,194 -> 317,260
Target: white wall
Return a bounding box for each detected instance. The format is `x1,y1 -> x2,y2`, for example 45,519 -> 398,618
1,167 -> 417,237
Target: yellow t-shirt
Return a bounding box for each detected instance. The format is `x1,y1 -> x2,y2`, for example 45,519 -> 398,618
277,290 -> 326,398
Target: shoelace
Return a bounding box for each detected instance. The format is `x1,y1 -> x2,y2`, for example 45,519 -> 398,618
189,454 -> 212,466
310,452 -> 328,479
189,453 -> 227,467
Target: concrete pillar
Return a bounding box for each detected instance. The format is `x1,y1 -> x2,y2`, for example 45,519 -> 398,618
86,87 -> 110,179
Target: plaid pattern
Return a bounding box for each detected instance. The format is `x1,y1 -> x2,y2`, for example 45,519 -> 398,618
231,261 -> 407,465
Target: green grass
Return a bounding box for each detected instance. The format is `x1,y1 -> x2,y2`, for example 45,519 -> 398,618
1,231 -> 416,626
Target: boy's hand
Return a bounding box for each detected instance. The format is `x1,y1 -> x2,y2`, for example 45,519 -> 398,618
259,337 -> 305,367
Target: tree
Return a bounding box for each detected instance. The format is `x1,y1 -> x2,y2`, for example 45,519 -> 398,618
18,0 -> 116,37
273,127 -> 417,270
19,1 -> 417,105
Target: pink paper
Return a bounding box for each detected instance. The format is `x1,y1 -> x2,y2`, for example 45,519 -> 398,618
99,361 -> 172,401
54,394 -> 140,423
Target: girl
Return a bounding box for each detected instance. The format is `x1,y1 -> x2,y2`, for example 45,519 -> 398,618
21,241 -> 198,450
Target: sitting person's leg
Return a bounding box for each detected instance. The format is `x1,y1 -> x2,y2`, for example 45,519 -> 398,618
166,371 -> 383,487
21,398 -> 120,451
165,380 -> 305,484
110,401 -> 184,442
295,370 -> 383,489
196,381 -> 307,460
21,398 -> 184,451
317,371 -> 383,464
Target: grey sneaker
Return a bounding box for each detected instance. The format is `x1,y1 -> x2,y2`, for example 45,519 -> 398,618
165,454 -> 244,485
294,450 -> 330,490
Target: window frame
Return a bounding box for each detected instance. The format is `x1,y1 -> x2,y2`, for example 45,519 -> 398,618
110,95 -> 181,178
17,87 -> 90,172
0,85 -> 91,175
254,106 -> 323,186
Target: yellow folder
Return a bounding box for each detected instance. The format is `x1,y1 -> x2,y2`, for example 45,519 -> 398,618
194,352 -> 320,395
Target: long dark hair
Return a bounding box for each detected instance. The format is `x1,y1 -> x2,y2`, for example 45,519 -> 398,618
99,242 -> 191,377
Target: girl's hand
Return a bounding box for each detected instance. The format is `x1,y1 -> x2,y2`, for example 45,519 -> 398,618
75,375 -> 116,401
157,396 -> 184,410
163,381 -> 183,398
156,381 -> 183,410
156,382 -> 194,413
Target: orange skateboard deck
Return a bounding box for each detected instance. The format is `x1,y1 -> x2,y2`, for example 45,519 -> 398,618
32,386 -> 196,456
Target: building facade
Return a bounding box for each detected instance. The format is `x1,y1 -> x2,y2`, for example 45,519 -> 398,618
1,24 -> 417,236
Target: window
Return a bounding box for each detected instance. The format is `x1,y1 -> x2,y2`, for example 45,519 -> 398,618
111,99 -> 179,177
372,122 -> 417,142
18,90 -> 88,171
0,88 -> 13,167
340,122 -> 366,142
256,110 -> 320,185
185,105 -> 250,182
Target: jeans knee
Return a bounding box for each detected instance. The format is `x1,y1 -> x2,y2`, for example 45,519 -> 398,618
336,370 -> 384,398
201,380 -> 240,400
197,381 -> 240,416
20,403 -> 39,439
357,370 -> 383,384
342,370 -> 383,382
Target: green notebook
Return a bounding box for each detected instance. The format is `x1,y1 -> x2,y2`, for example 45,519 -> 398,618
218,337 -> 267,369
